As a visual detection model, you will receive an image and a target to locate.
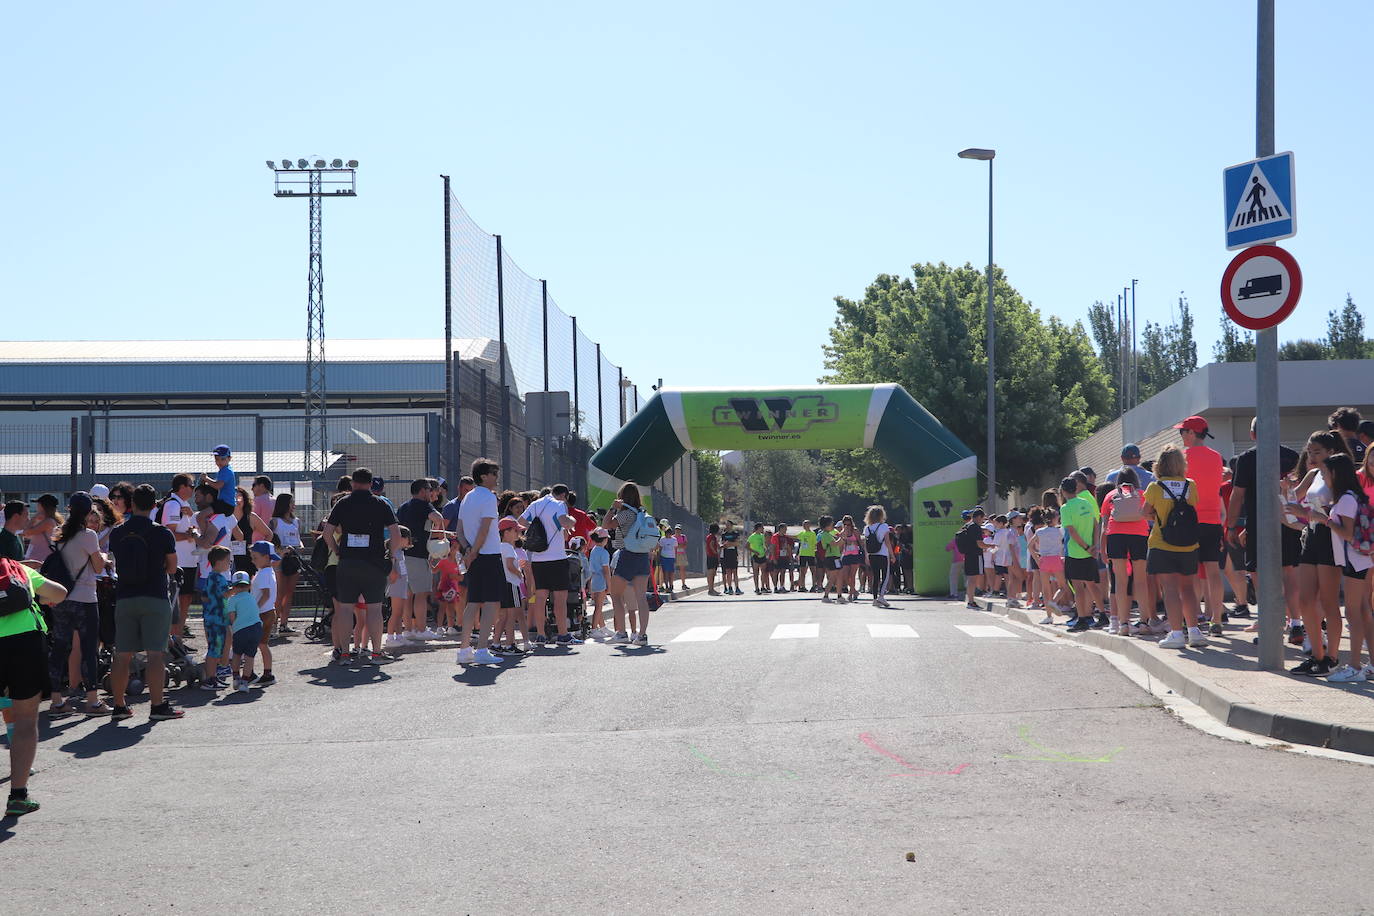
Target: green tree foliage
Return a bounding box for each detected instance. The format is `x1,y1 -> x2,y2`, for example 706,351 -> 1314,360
1327,295 -> 1369,360
1278,339 -> 1330,361
739,451 -> 828,524
1213,308 -> 1256,362
1085,299 -> 1122,402
693,450 -> 724,522
1136,297 -> 1197,399
822,262 -> 1114,498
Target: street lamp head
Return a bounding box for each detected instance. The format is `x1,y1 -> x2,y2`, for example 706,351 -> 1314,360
331,158 -> 343,168
296,158 -> 308,169
266,160 -> 275,169
279,159 -> 292,169
346,159 -> 358,168
958,148 -> 996,161
313,159 -> 326,168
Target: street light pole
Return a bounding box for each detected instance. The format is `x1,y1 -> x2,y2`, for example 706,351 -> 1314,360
959,148 -> 997,510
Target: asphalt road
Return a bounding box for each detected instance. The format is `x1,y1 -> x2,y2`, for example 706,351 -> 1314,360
5,590 -> 1372,915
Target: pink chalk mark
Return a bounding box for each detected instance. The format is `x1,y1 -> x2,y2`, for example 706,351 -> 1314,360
859,732 -> 970,776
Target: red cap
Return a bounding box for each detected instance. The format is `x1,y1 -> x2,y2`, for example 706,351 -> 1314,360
1173,416 -> 1212,438
498,517 -> 521,533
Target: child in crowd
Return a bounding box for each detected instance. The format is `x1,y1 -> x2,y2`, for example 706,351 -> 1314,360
249,541 -> 279,685
817,515 -> 844,603
200,546 -> 232,690
1032,509 -> 1066,623
384,526 -> 413,647
496,518 -> 529,653
989,515 -> 1012,598
945,528 -> 964,599
657,527 -> 678,594
1008,512 -> 1028,609
1024,508 -> 1046,609
226,572 -> 262,693
587,529 -> 612,639
432,535 -> 465,638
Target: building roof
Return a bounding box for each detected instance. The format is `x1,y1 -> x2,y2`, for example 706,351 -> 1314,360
0,338 -> 498,364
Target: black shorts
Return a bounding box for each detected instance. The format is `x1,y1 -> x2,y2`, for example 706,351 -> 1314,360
1242,526 -> 1302,571
0,630 -> 51,702
1064,556 -> 1100,583
1147,547 -> 1199,576
178,567 -> 199,595
213,499 -> 235,516
799,556 -> 816,568
1106,533 -> 1149,561
706,556 -> 719,570
1221,537 -> 1245,571
1196,523 -> 1224,564
500,581 -> 518,610
466,553 -> 505,604
993,564 -> 1008,575
1299,523 -> 1337,567
963,554 -> 982,577
1344,562 -> 1369,580
721,549 -> 738,571
335,562 -> 387,605
825,556 -> 842,571
532,558 -> 569,592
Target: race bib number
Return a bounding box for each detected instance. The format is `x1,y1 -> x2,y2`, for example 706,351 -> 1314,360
346,534 -> 371,548
229,540 -> 247,556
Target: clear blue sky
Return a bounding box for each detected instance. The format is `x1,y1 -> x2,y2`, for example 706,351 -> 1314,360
3,1 -> 1366,392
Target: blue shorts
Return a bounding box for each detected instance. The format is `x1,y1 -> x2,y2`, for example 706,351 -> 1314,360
232,622 -> 262,658
203,620 -> 228,658
660,557 -> 676,574
613,549 -> 651,582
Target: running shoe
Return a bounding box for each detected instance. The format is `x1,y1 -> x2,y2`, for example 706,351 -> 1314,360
1038,615 -> 1054,625
110,705 -> 133,720
1288,623 -> 1306,646
556,634 -> 584,646
1092,612 -> 1110,629
1290,656 -> 1322,676
1066,617 -> 1093,633
472,648 -> 502,665
455,647 -> 475,664
331,647 -> 348,665
235,678 -> 251,694
1229,605 -> 1251,619
1106,619 -> 1121,635
199,680 -> 219,692
609,632 -> 630,644
1209,622 -> 1224,637
821,596 -> 832,604
1157,631 -> 1187,649
1185,628 -> 1209,647
1326,664 -> 1366,683
251,673 -> 277,687
5,796 -> 39,816
278,624 -> 299,635
634,633 -> 649,646
148,703 -> 185,720
1007,599 -> 1022,609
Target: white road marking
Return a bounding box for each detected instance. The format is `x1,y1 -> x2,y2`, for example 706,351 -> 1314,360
866,623 -> 919,638
671,626 -> 733,643
954,625 -> 1019,638
770,623 -> 820,639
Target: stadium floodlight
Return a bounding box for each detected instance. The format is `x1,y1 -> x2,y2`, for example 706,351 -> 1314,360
346,159 -> 358,168
331,158 -> 342,168
314,159 -> 326,168
266,160 -> 276,169
279,159 -> 291,169
296,158 -> 308,168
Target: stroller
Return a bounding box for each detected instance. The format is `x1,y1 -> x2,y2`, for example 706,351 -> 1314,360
164,637 -> 204,688
545,549 -> 589,639
300,542 -> 334,641
98,646 -> 148,697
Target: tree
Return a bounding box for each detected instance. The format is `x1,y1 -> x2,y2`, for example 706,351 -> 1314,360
1085,299 -> 1122,404
1136,296 -> 1197,399
738,451 -> 828,523
693,450 -> 724,522
1327,294 -> 1368,360
1278,339 -> 1329,361
1214,308 -> 1256,362
822,262 -> 1114,498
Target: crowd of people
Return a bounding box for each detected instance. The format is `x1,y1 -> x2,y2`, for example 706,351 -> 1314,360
952,410 -> 1374,683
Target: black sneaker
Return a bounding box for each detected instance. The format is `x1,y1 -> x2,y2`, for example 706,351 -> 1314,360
1063,616 -> 1080,628
148,702 -> 184,721
1067,617 -> 1094,633
110,705 -> 133,721
1091,612 -> 1109,629
1291,657 -> 1321,676
251,673 -> 277,688
277,625 -> 299,635
1231,604 -> 1252,619
1313,656 -> 1335,676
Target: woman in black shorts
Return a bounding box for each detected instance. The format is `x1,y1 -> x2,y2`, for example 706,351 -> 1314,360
719,522 -> 742,595
1289,430 -> 1348,676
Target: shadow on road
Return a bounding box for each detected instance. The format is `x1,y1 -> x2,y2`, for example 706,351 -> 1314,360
58,720 -> 154,759
297,664 -> 393,688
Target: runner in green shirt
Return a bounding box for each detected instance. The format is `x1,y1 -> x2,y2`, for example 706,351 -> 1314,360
795,520 -> 819,592
747,524 -> 769,594
817,516 -> 844,602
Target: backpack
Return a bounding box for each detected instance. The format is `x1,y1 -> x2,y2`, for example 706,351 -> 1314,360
0,557 -> 37,619
39,541 -> 89,593
624,508 -> 659,552
1159,481 -> 1199,548
523,507 -> 551,554
864,525 -> 883,553
1346,496 -> 1374,558
955,522 -> 981,555
310,536 -> 330,573
112,527 -> 154,588
1110,485 -> 1146,524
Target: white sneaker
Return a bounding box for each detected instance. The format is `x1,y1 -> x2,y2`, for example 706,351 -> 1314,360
1186,627 -> 1208,647
472,648 -> 502,665
1326,664 -> 1366,682
1361,663 -> 1374,680
423,628 -> 445,641
1158,631 -> 1187,649
1106,619 -> 1120,635
821,595 -> 832,603
609,632 -> 630,644
455,646 -> 475,664
1038,615 -> 1054,625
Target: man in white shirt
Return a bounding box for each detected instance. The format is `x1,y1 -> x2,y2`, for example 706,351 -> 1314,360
455,459 -> 503,666
160,473 -> 198,638
520,484 -> 579,646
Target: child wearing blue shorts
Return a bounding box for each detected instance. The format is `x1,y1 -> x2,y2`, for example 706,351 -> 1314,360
200,546 -> 232,690
226,571 -> 263,693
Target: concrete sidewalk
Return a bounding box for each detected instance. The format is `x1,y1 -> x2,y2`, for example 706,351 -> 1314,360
975,595 -> 1374,756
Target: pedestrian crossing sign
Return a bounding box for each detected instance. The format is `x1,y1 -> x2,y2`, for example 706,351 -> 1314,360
1224,151 -> 1295,249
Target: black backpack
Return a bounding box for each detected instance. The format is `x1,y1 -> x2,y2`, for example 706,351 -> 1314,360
1159,480 -> 1199,548
39,541 -> 88,593
864,525 -> 883,553
112,527 -> 153,588
523,511 -> 551,553
955,522 -> 981,555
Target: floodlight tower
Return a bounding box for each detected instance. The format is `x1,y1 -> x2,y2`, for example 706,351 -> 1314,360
266,158 -> 358,475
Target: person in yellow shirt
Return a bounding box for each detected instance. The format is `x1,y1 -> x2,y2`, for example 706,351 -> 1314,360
1142,445 -> 1206,649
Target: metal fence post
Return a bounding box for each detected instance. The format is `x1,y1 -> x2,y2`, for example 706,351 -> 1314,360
80,414 -> 95,487
571,316 -> 580,441
596,344 -> 604,448
425,413 -> 440,476
495,234 -> 510,476
480,368 -> 489,459
69,417 -> 79,492
255,415 -> 265,476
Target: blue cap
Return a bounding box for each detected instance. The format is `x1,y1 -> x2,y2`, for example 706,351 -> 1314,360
1121,443 -> 1141,458
370,477 -> 385,493
249,540 -> 281,561
960,510 -> 973,520
212,445 -> 232,458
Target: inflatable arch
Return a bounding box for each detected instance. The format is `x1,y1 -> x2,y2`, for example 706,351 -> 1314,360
587,385 -> 977,595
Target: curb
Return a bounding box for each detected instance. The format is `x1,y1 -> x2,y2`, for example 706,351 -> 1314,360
976,597 -> 1374,758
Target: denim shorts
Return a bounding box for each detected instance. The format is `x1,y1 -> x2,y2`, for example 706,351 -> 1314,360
613,549 -> 651,582
232,622 -> 262,657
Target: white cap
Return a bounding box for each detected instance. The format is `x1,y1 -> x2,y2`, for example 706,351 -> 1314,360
90,484 -> 110,499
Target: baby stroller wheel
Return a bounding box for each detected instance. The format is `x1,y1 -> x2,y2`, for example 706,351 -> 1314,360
127,678 -> 145,697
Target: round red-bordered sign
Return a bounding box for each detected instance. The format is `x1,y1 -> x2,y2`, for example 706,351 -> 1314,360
1220,244 -> 1302,331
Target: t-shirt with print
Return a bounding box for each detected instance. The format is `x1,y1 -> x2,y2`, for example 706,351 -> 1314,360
159,495 -> 197,567
325,490 -> 398,571
1144,477 -> 1199,552
796,530 -> 817,557
109,514 -> 176,601
58,528 -> 101,604
203,570 -> 230,622
1327,491 -> 1372,572
227,591 -> 261,633
720,529 -> 741,554
658,535 -> 677,559
1059,497 -> 1096,560
520,494 -> 568,563
252,566 -> 277,616
1183,445 -> 1225,524
459,487 -> 501,555
198,513 -> 235,579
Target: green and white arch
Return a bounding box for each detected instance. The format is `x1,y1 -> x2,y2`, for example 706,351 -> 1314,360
587,384 -> 977,595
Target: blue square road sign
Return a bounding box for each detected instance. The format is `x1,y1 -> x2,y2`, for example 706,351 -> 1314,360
1224,151 -> 1295,249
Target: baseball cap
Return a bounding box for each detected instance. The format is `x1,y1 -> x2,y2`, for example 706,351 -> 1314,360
498,517 -> 520,533
1173,416 -> 1213,438
674,524 -> 683,531
68,491 -> 93,520
435,477 -> 447,489
230,571 -> 252,587
1120,443 -> 1141,459
1359,420 -> 1374,439
591,526 -> 608,540
960,510 -> 973,520
568,536 -> 585,551
1008,510 -> 1024,520
89,483 -> 110,499
659,518 -> 670,526
370,477 -> 385,493
212,445 -> 232,458
249,540 -> 281,561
